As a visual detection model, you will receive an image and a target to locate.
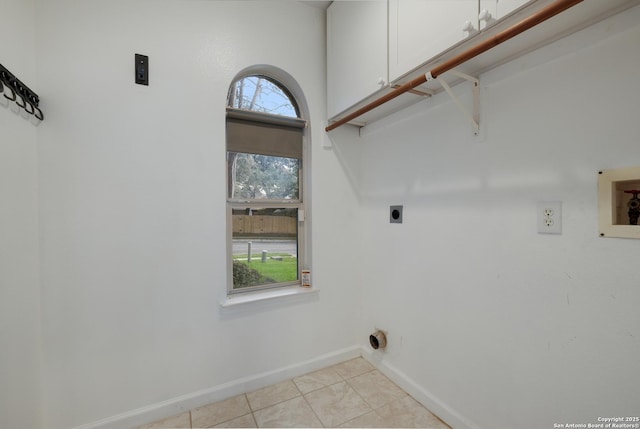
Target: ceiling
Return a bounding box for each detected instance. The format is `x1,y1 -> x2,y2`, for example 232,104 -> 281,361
299,1 -> 332,10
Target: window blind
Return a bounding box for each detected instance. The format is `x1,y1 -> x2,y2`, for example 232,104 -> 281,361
226,108 -> 305,159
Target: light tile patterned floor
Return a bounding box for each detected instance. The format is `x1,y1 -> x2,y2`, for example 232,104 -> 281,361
137,357 -> 451,429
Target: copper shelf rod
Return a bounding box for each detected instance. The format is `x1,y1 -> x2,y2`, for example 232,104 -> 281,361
325,0 -> 584,132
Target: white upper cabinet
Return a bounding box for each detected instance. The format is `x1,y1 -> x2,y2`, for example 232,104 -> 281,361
326,0 -> 538,122
327,0 -> 388,118
388,0 -> 479,82
479,0 -> 531,29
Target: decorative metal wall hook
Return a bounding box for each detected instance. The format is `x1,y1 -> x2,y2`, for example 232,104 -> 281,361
15,93 -> 26,109
0,62 -> 43,120
24,100 -> 35,115
34,106 -> 44,121
3,82 -> 16,101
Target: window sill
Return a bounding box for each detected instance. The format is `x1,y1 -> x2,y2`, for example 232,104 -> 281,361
220,286 -> 318,308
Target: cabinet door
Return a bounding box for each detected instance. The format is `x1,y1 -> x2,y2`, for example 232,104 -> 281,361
497,0 -> 530,17
327,0 -> 388,118
479,0 -> 531,29
389,0 -> 479,82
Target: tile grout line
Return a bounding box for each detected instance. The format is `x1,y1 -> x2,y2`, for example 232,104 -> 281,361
244,393 -> 257,428
290,376 -> 321,428
299,388 -> 326,428
294,365 -> 353,428
296,367 -> 346,428
246,382 -> 302,413
248,399 -> 259,429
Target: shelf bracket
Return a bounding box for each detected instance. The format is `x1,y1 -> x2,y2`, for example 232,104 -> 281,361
390,84 -> 434,98
427,70 -> 479,136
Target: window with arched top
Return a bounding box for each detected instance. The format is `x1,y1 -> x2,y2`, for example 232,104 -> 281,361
228,75 -> 299,118
226,73 -> 308,295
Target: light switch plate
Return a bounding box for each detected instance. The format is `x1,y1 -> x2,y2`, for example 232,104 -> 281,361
135,53 -> 148,85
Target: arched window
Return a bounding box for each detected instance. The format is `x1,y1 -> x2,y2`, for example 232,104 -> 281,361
226,73 -> 308,294
228,75 -> 299,118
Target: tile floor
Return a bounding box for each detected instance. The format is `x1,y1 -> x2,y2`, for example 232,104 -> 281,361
138,357 -> 450,429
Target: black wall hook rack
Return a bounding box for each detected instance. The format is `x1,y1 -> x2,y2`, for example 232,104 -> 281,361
0,62 -> 43,120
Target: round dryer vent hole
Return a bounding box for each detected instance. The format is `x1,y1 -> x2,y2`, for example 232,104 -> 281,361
369,330 -> 387,350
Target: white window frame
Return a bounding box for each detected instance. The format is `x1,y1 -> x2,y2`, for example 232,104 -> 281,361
225,72 -> 310,297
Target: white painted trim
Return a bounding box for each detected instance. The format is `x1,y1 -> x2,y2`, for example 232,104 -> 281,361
71,345 -> 361,429
360,347 -> 482,429
220,285 -> 319,308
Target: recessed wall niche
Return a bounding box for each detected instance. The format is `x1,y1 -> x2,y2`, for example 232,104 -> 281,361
598,166 -> 640,239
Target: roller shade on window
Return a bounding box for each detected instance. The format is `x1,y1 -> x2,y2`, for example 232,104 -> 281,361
226,108 -> 306,159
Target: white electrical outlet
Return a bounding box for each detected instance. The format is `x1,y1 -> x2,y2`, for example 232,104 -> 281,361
537,202 -> 562,234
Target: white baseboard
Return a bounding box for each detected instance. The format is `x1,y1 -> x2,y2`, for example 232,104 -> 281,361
72,345 -> 362,429
360,347 -> 481,429
73,345 -> 479,429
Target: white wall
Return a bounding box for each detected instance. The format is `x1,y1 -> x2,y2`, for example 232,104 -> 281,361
18,2 -> 640,428
35,1 -> 360,428
347,7 -> 640,429
0,1 -> 43,428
